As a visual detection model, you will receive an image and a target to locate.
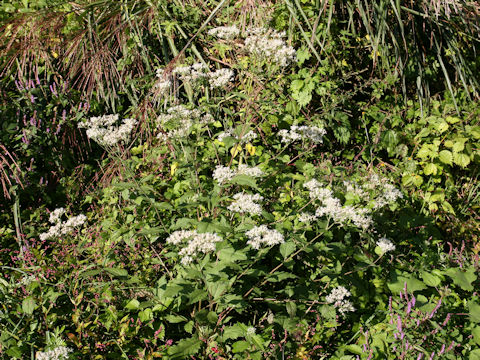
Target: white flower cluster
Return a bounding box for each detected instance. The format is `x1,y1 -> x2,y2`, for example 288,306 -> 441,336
228,193 -> 263,215
279,125 -> 326,144
213,164 -> 263,184
298,212 -> 317,223
166,230 -> 222,265
40,208 -> 86,241
208,25 -> 240,40
36,346 -> 72,360
344,173 -> 403,210
78,114 -> 137,147
156,105 -> 201,141
167,63 -> 234,89
343,180 -> 369,201
302,180 -> 373,229
218,129 -> 257,144
245,28 -> 296,67
209,68 -> 234,88
372,182 -> 403,210
245,225 -> 284,249
173,62 -> 209,82
18,274 -> 37,287
326,286 -> 355,315
155,68 -> 173,96
376,237 -> 396,254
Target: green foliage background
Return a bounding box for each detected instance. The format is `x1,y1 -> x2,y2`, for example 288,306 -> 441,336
0,0 -> 479,359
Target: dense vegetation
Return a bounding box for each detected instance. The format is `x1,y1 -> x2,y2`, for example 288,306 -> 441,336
1,0 -> 479,359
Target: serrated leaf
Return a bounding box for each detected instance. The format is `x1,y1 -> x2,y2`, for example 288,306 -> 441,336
435,120 -> 449,133
165,314 -> 188,323
232,341 -> 250,353
125,299 -> 140,310
423,163 -> 437,175
420,271 -> 441,287
22,297 -> 36,315
453,152 -> 470,168
290,79 -> 304,93
469,302 -> 480,323
168,337 -> 202,358
446,267 -> 476,291
293,90 -> 312,107
286,302 -> 296,318
344,345 -> 363,355
104,268 -> 128,278
388,273 -> 427,294
472,326 -> 480,345
452,140 -> 466,153
223,324 -> 244,340
279,241 -> 295,259
470,349 -> 480,360
438,150 -> 453,165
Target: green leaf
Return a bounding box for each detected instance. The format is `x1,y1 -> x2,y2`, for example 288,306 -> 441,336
446,267 -> 476,291
388,273 -> 427,294
168,337 -> 202,358
125,299 -> 140,310
453,152 -> 470,168
472,326 -> 480,345
435,120 -> 449,133
165,314 -> 188,323
104,268 -> 128,278
232,341 -> 250,353
293,90 -> 312,107
22,297 -> 36,315
139,308 -> 153,322
207,311 -> 218,324
452,140 -> 466,153
420,271 -> 441,287
438,149 -> 452,164
343,345 -> 363,355
470,349 -> 480,360
279,241 -> 296,259
286,302 -> 297,318
423,163 -> 437,176
230,175 -> 258,188
6,347 -> 22,358
222,324 -> 244,340
290,79 -> 304,93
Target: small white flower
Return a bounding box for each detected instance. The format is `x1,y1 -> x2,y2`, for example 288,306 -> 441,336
208,25 -> 240,40
376,237 -> 396,253
49,208 -> 65,224
156,105 -> 202,140
279,125 -> 326,144
236,164 -> 263,177
245,225 -> 284,249
166,230 -> 222,265
326,286 -> 351,304
246,326 -> 256,335
173,63 -> 208,82
239,130 -> 257,144
213,165 -> 236,184
213,164 -> 263,185
78,115 -> 137,147
155,68 -> 172,96
40,211 -> 86,240
298,212 -> 317,223
35,346 -> 72,360
228,193 -> 263,215
326,286 -> 355,315
208,68 -> 234,88
166,230 -> 196,245
245,28 -> 296,67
